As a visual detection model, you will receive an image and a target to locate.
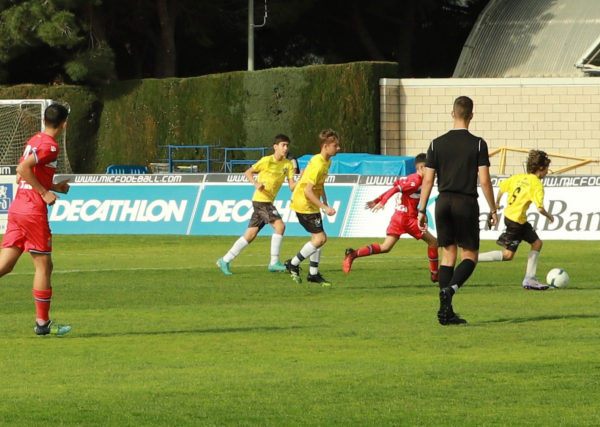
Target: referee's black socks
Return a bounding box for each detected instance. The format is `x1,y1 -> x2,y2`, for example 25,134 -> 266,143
450,259 -> 477,289
439,266 -> 454,290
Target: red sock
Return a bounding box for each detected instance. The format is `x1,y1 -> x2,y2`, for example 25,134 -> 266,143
356,244 -> 381,258
428,247 -> 439,274
33,288 -> 52,322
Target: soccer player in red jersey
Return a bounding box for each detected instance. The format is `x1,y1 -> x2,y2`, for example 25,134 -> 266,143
343,153 -> 440,282
0,103 -> 72,336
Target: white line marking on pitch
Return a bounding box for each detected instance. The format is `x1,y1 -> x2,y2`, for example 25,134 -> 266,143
7,258 -> 416,275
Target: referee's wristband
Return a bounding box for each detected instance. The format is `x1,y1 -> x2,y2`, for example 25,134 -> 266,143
418,209 -> 426,214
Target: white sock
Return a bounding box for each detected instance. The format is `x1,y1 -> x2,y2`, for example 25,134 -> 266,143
478,250 -> 504,262
309,248 -> 322,275
223,237 -> 249,263
525,250 -> 540,278
451,284 -> 459,293
292,242 -> 319,266
270,234 -> 283,265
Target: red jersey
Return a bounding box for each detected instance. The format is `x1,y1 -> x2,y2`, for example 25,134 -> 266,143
10,133 -> 59,216
373,173 -> 423,218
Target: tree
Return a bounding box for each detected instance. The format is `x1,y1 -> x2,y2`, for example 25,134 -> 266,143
0,0 -> 116,84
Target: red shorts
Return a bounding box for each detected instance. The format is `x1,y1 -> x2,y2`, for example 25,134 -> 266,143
386,212 -> 424,240
2,212 -> 52,254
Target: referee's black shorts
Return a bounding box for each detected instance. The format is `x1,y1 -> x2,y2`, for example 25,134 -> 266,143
435,192 -> 480,251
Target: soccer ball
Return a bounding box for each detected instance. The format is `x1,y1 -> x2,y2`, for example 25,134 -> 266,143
546,268 -> 569,289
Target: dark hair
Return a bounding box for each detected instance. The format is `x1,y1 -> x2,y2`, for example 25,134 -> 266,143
44,103 -> 69,128
453,96 -> 473,120
414,153 -> 427,165
319,129 -> 339,145
526,150 -> 551,174
274,134 -> 290,145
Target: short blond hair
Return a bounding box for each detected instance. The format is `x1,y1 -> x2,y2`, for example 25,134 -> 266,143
319,129 -> 339,145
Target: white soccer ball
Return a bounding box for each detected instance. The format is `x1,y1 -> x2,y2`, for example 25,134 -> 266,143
547,268 -> 569,289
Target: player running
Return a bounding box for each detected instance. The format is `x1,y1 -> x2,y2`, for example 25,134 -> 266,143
343,153 -> 439,282
217,134 -> 298,274
0,103 -> 72,335
284,129 -> 340,286
478,150 -> 554,290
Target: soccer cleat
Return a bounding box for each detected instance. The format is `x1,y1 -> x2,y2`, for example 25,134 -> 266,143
430,271 -> 439,283
307,273 -> 332,287
445,313 -> 467,325
342,248 -> 356,274
34,320 -> 72,336
437,287 -> 454,325
522,278 -> 549,291
268,261 -> 287,272
216,258 -> 232,275
284,259 -> 302,284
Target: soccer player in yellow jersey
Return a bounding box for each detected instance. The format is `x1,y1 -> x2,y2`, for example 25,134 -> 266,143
478,150 -> 555,290
284,129 -> 340,286
217,134 -> 297,274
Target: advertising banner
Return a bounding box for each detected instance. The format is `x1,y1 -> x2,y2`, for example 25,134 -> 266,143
49,174 -> 204,235
341,175 -> 600,240
1,172 -> 589,240
0,166 -> 18,234
189,174 -> 358,236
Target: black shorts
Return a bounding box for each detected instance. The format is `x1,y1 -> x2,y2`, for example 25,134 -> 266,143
496,217 -> 539,252
248,202 -> 281,231
435,192 -> 480,251
296,212 -> 324,234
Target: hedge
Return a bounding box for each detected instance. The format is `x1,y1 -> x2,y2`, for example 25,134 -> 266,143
2,62 -> 397,173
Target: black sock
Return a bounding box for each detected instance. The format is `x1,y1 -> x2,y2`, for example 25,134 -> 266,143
450,259 -> 476,289
439,265 -> 454,290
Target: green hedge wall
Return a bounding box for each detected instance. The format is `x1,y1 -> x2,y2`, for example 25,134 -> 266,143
2,62 -> 397,173
0,85 -> 101,173
98,62 -> 397,172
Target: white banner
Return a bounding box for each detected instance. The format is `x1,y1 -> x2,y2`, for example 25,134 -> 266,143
341,176 -> 600,240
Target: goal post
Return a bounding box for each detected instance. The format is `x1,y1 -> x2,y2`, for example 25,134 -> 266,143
0,99 -> 72,174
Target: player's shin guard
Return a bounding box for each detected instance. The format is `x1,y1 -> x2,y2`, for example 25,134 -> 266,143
270,234 -> 283,265
525,250 -> 540,278
309,248 -> 321,275
428,247 -> 439,276
292,242 -> 318,266
33,288 -> 52,322
356,244 -> 381,258
223,237 -> 249,263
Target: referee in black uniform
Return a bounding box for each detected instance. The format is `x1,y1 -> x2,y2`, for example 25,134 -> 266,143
418,96 -> 498,325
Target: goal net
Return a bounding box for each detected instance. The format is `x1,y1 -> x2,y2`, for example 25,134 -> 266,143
0,100 -> 72,174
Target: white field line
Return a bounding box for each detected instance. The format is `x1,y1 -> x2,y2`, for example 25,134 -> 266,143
8,258 -> 417,275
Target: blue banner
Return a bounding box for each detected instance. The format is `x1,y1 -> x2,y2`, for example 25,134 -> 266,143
49,184 -> 201,235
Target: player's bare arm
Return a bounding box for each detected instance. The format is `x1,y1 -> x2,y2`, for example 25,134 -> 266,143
478,166 -> 498,228
244,166 -> 264,191
305,183 -> 335,216
418,168 -> 435,230
52,178 -> 70,194
538,206 -> 554,223
288,176 -> 298,192
16,155 -> 58,206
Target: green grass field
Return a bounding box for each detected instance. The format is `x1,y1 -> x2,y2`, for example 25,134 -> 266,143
0,235 -> 598,426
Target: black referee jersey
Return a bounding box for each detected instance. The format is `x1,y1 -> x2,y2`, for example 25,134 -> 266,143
425,129 -> 490,198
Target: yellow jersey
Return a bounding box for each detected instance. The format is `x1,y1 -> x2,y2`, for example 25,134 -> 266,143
251,155 -> 294,203
291,154 -> 331,214
499,173 -> 545,224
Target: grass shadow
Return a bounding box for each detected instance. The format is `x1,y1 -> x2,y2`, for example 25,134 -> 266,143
478,314 -> 600,325
74,325 -> 308,339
